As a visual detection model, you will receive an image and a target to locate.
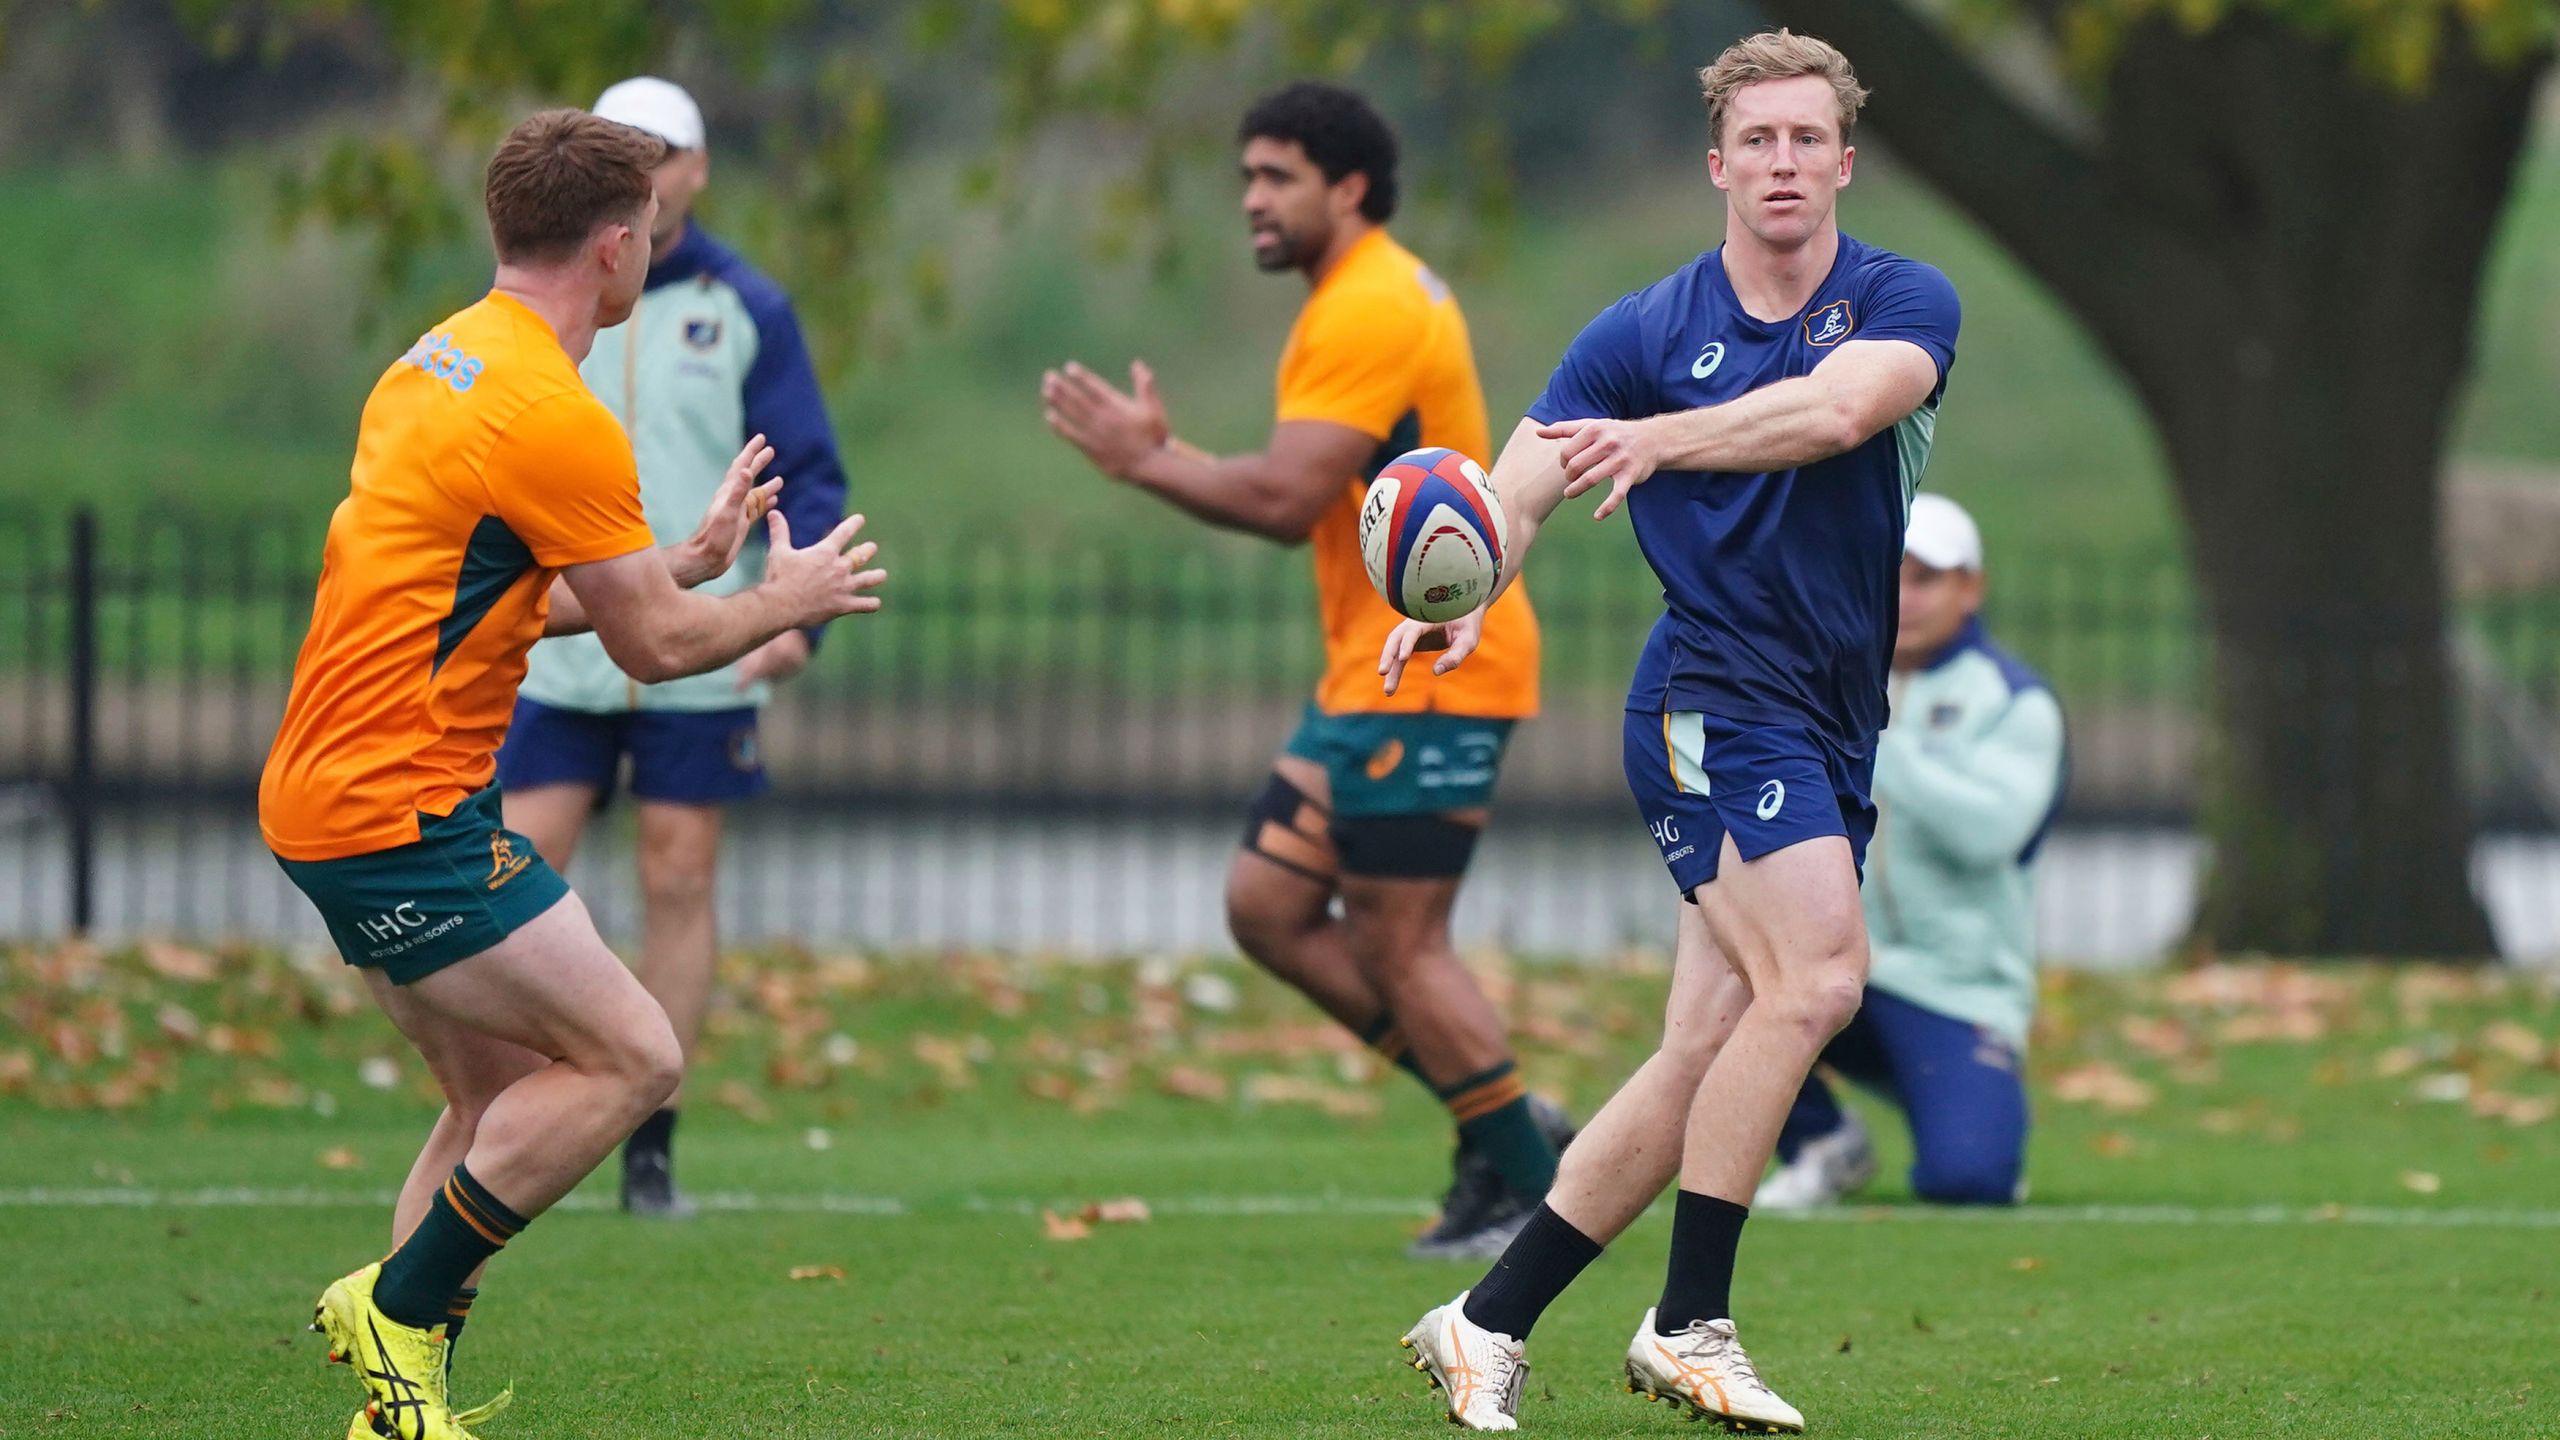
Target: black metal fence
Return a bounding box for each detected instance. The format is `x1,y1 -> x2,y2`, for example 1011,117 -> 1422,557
6,506 -> 2558,959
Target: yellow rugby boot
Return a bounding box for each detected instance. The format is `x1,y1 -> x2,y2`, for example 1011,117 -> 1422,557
311,1263 -> 473,1440
451,1385 -> 514,1429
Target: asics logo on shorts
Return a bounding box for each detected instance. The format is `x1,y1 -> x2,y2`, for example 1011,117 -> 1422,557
1756,780 -> 1787,821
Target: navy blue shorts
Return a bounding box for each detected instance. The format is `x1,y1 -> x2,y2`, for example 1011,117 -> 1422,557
496,698 -> 768,806
1620,708 -> 1876,897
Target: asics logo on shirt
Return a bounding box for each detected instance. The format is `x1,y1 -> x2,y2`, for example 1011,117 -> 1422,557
1756,780 -> 1787,820
1690,342 -> 1725,379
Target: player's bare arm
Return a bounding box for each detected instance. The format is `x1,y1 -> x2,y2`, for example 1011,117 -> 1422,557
564,509 -> 884,682
544,436 -> 782,636
1041,359 -> 1372,542
1377,418 -> 1570,694
1542,337 -> 1941,519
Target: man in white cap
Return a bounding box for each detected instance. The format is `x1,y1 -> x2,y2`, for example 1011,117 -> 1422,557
500,76 -> 849,1217
1755,492 -> 2067,1210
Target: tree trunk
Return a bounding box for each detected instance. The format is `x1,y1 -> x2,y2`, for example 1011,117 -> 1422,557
1785,1 -> 2549,955
2163,374 -> 2496,957
2095,19 -> 2541,957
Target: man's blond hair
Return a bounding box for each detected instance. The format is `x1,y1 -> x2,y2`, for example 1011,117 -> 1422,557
1697,30 -> 1868,148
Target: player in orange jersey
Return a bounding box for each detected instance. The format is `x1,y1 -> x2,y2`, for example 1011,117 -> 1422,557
264,109 -> 886,1440
1043,83 -> 1568,1259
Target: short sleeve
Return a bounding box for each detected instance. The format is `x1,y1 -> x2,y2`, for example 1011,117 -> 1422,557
1275,281 -> 1429,439
1525,294 -> 1651,424
1856,260 -> 1961,394
486,392 -> 655,568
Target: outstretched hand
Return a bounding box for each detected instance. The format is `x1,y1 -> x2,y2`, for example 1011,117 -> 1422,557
761,510 -> 888,628
1377,609 -> 1484,696
675,434 -> 784,586
1537,416 -> 1663,521
1042,360 -> 1170,479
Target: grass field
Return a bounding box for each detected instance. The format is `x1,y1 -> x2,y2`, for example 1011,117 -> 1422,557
8,943 -> 2560,1437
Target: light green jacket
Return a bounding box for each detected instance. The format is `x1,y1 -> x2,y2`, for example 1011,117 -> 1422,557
1862,618 -> 2068,1051
520,225 -> 845,713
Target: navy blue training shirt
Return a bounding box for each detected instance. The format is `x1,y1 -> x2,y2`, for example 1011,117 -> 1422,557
1526,233 -> 1960,757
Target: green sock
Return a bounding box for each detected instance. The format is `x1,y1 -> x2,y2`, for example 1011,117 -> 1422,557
1439,1060 -> 1559,1196
444,1286 -> 478,1350
1356,1013 -> 1435,1088
374,1166 -> 525,1331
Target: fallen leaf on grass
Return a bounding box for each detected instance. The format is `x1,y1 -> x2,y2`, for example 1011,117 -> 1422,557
318,1147 -> 361,1171
2399,1170 -> 2442,1195
2048,1062 -> 2156,1113
1078,1198 -> 1152,1225
1183,972 -> 1241,1014
142,941 -> 217,983
1021,1073 -> 1079,1104
911,1035 -> 979,1088
2414,1072 -> 2473,1104
2118,1015 -> 2194,1060
2479,1021 -> 2547,1066
2218,1010 -> 2327,1045
788,1266 -> 847,1282
2469,1092 -> 2558,1127
154,1005 -> 202,1046
1245,1073 -> 1381,1119
2373,1044 -> 2426,1079
2090,1131 -> 2138,1158
2010,1256 -> 2046,1272
1042,1209 -> 1093,1241
1157,1065 -> 1231,1102
712,1080 -> 774,1123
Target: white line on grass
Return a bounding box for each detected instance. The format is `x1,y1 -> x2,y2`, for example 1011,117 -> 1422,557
7,1186 -> 2560,1229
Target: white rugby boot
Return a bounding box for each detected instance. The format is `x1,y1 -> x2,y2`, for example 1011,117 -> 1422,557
1398,1291 -> 1528,1430
1753,1108 -> 1876,1212
1623,1307 -> 1803,1433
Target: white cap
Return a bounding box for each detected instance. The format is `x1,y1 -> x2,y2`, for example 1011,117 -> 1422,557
593,76 -> 704,151
1904,493 -> 1983,572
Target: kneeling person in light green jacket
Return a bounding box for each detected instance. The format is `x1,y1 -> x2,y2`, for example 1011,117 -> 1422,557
1757,494 -> 2066,1209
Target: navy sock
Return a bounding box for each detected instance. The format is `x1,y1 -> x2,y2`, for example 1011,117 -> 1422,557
1461,1203 -> 1602,1340
374,1166 -> 526,1331
1657,1191 -> 1749,1330
624,1107 -> 677,1166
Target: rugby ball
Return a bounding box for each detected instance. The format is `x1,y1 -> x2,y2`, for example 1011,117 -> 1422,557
1358,447 -> 1507,623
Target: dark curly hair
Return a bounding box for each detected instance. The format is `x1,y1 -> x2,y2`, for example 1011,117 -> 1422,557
1237,82 -> 1399,223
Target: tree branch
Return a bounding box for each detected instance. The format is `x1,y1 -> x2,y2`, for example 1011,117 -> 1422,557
1769,0 -> 2217,391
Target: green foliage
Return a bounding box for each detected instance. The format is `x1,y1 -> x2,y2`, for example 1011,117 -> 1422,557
1954,0 -> 2560,91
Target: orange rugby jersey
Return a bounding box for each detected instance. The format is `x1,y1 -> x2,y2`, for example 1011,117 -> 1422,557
1276,228 -> 1539,718
260,293 -> 655,861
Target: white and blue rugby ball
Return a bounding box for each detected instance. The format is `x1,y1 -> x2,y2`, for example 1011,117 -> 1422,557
1358,446 -> 1508,624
